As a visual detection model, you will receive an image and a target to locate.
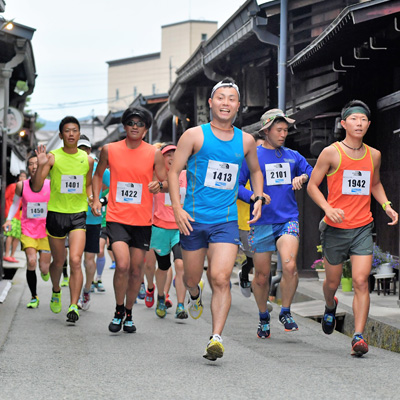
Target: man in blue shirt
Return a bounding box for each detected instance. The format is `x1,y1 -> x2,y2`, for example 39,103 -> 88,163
78,136 -> 110,310
168,78 -> 265,361
238,109 -> 313,339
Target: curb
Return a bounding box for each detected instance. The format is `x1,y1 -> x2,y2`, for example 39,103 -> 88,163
0,266 -> 26,350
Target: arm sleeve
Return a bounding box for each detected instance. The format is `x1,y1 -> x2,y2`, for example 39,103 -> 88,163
238,160 -> 253,203
6,194 -> 22,220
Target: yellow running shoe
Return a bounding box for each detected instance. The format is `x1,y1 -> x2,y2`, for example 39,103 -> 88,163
188,279 -> 204,319
27,296 -> 39,309
50,291 -> 62,313
60,277 -> 69,287
203,334 -> 224,361
41,272 -> 50,282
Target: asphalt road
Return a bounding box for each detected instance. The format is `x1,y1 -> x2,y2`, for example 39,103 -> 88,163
0,265 -> 399,400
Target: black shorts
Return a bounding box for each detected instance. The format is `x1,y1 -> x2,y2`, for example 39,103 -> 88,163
84,224 -> 101,253
106,222 -> 151,251
100,227 -> 108,241
46,211 -> 86,239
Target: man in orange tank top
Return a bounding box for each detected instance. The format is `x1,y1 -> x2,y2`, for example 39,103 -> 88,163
308,100 -> 398,357
92,107 -> 167,334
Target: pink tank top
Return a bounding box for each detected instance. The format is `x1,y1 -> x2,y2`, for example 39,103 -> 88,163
21,178 -> 50,238
153,170 -> 186,230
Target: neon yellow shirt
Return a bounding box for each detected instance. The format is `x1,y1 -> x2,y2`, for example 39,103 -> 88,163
48,148 -> 89,214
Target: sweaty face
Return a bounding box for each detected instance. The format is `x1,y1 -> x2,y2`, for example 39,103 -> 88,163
208,87 -> 240,123
265,121 -> 289,148
27,157 -> 38,176
124,117 -> 148,141
60,123 -> 80,146
341,113 -> 370,138
163,150 -> 175,170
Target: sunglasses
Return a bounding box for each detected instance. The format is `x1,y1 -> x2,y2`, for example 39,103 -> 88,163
126,120 -> 145,127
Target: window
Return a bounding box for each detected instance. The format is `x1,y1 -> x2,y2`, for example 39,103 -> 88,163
133,86 -> 137,98
201,33 -> 207,41
152,84 -> 156,95
116,89 -> 119,100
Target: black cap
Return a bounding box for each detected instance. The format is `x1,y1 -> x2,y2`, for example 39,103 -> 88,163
121,107 -> 152,128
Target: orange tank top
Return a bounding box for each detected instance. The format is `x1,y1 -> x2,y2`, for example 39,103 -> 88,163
325,142 -> 374,229
107,139 -> 156,226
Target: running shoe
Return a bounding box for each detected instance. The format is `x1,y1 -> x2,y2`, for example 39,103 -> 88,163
238,271 -> 251,298
109,262 -> 116,269
188,280 -> 204,320
351,335 -> 369,357
123,314 -> 137,333
41,272 -> 50,282
82,291 -> 91,311
175,303 -> 188,319
322,296 -> 338,335
66,304 -> 79,323
60,277 -> 69,287
145,288 -> 155,308
138,282 -> 146,300
156,298 -> 167,318
109,310 -> 125,333
27,296 -> 39,309
165,294 -> 173,309
203,335 -> 224,361
90,282 -> 95,293
257,317 -> 271,339
267,301 -> 274,313
95,280 -> 106,292
77,298 -> 83,310
50,291 -> 62,313
279,311 -> 298,331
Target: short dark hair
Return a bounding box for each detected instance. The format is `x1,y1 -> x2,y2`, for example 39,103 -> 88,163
121,107 -> 152,128
79,134 -> 90,141
341,100 -> 371,120
26,152 -> 37,167
59,116 -> 80,133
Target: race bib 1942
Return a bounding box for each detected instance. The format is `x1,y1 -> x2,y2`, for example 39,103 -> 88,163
116,182 -> 142,204
204,160 -> 238,190
61,175 -> 83,194
342,170 -> 370,195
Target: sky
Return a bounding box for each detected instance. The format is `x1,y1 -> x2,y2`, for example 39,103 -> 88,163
5,0 -> 253,123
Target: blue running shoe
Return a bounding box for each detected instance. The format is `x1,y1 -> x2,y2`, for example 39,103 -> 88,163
322,296 -> 338,335
109,262 -> 116,270
279,312 -> 298,332
257,318 -> 270,339
109,310 -> 125,333
123,314 -> 136,333
138,282 -> 146,300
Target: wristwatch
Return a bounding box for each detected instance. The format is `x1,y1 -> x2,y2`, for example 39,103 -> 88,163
382,201 -> 392,211
253,195 -> 266,205
158,181 -> 163,190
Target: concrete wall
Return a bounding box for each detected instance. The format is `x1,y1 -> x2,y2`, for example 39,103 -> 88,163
107,21 -> 217,112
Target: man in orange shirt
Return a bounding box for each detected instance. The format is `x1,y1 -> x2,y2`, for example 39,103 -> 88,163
308,100 -> 398,357
92,107 -> 167,333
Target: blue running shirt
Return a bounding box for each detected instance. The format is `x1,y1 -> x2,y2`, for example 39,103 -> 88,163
183,123 -> 244,224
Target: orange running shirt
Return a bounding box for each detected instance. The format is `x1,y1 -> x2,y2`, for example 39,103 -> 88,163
325,142 -> 374,229
107,139 -> 156,226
